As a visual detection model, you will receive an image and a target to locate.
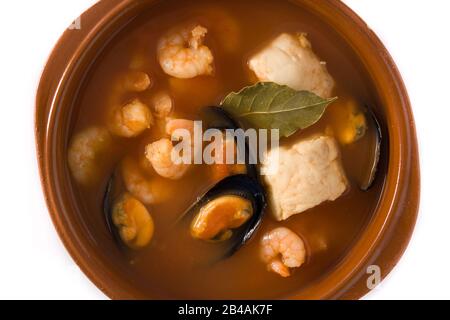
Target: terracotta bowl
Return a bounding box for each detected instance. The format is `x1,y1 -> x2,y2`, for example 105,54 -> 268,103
35,0 -> 420,299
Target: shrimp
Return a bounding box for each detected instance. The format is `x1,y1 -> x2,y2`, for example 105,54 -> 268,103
158,24 -> 214,79
260,227 -> 306,277
151,91 -> 174,119
108,98 -> 154,138
121,71 -> 152,92
121,156 -> 172,205
107,71 -> 153,138
145,138 -> 191,180
68,126 -> 112,186
165,118 -> 195,138
145,118 -> 196,180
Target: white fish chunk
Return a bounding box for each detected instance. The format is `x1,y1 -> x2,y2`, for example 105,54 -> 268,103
261,135 -> 348,221
249,33 -> 335,98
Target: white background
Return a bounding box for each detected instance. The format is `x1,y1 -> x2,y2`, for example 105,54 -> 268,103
0,0 -> 448,300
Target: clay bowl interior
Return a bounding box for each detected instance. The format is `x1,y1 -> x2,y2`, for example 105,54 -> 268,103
36,0 -> 420,300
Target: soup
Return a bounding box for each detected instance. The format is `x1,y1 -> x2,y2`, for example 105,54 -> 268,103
67,0 -> 386,299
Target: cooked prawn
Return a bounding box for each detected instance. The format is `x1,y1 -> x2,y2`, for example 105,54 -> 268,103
145,118 -> 196,180
145,138 -> 191,180
260,227 -> 306,277
107,71 -> 153,138
121,71 -> 152,92
68,126 -> 112,186
151,91 -> 174,119
109,98 -> 154,138
165,118 -> 195,138
158,24 -> 214,79
121,156 -> 172,205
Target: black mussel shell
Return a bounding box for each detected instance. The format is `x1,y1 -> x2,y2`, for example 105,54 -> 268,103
201,106 -> 239,131
102,170 -> 127,249
359,106 -> 383,191
201,106 -> 258,179
179,174 -> 267,258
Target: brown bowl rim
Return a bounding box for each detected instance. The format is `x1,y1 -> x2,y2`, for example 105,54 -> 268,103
35,0 -> 420,300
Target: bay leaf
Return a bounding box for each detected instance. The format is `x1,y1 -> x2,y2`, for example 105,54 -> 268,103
221,82 -> 337,137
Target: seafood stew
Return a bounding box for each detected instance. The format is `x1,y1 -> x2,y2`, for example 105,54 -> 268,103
66,0 -> 387,299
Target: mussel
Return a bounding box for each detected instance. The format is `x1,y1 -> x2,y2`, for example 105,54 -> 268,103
201,105 -> 239,131
358,106 -> 383,191
201,106 -> 258,178
177,106 -> 267,258
333,100 -> 383,191
103,171 -> 123,245
103,170 -> 154,250
179,174 -> 267,258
